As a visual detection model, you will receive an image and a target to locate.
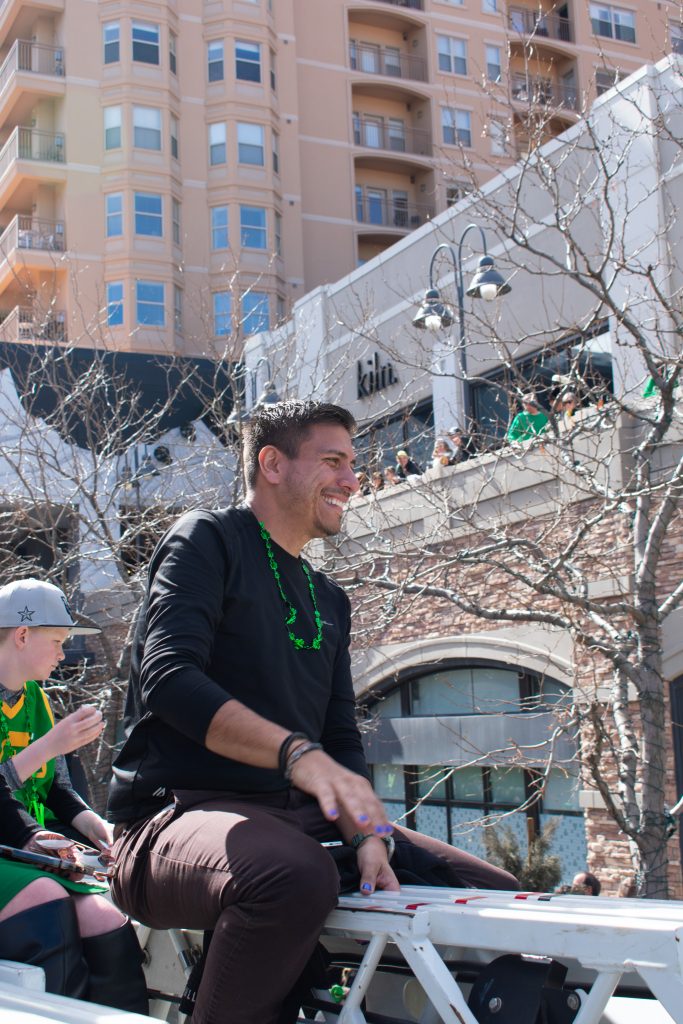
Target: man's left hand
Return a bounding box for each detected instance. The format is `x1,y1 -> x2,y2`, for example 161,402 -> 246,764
356,836 -> 400,895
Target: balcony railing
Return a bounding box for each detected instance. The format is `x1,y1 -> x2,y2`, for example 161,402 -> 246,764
373,0 -> 424,9
356,195 -> 433,230
0,40 -> 65,99
350,43 -> 427,82
0,214 -> 65,254
0,126 -> 66,181
508,7 -> 573,43
354,117 -> 431,156
0,304 -> 66,343
511,74 -> 578,111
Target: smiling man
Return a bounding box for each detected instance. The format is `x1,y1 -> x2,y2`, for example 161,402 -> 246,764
108,400 -> 397,1024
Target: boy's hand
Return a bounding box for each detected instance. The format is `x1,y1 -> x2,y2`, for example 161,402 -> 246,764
70,809 -> 114,852
49,705 -> 104,756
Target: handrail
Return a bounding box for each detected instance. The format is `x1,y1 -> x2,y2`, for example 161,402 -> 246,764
0,126 -> 66,181
353,116 -> 431,156
355,194 -> 433,229
0,40 -> 65,98
0,304 -> 67,343
0,214 -> 66,254
350,42 -> 427,82
508,6 -> 573,43
511,73 -> 578,111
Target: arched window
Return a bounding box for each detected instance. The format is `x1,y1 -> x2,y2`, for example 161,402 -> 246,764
362,660 -> 587,883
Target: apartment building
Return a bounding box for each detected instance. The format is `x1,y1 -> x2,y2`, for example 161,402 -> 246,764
0,0 -> 678,360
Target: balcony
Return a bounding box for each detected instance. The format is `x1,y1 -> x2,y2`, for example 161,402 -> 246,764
356,193 -> 433,230
373,0 -> 424,9
0,40 -> 64,94
511,74 -> 578,112
0,303 -> 66,343
0,213 -> 65,253
508,7 -> 573,44
354,117 -> 431,157
350,42 -> 426,82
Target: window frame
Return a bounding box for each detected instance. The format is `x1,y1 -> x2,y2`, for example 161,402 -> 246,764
103,21 -> 120,65
590,3 -> 636,43
441,106 -> 472,148
208,40 -> 225,82
437,35 -> 468,76
213,290 -> 232,336
133,106 -> 162,150
235,39 -> 262,83
134,192 -> 163,238
169,32 -> 177,74
106,281 -> 124,326
105,192 -> 123,237
211,206 -> 229,250
209,122 -> 227,165
104,105 -> 122,151
170,114 -> 179,159
136,280 -> 165,327
132,20 -> 160,65
486,44 -> 502,82
242,291 -> 270,336
172,198 -> 181,245
240,205 -> 267,249
237,122 -> 265,166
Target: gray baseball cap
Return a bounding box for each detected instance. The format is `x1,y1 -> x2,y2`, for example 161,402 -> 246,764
0,579 -> 100,635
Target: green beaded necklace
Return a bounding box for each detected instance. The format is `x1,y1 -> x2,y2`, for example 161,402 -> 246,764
258,521 -> 323,651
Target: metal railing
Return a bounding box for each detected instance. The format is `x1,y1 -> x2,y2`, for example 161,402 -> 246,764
0,304 -> 67,343
0,40 -> 65,99
356,195 -> 433,229
0,214 -> 66,254
350,43 -> 427,82
511,74 -> 578,111
373,0 -> 424,9
0,127 -> 66,181
354,117 -> 431,156
508,7 -> 573,43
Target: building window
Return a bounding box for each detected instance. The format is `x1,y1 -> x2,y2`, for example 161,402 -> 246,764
133,106 -> 161,150
103,22 -> 120,64
274,211 -> 282,256
174,285 -> 182,332
672,22 -> 683,54
172,198 -> 181,245
486,44 -> 502,82
441,107 -> 472,147
136,281 -> 165,326
211,206 -> 229,250
595,68 -> 623,95
488,119 -> 508,156
272,131 -> 279,173
213,291 -> 231,336
104,106 -> 122,150
169,32 -> 177,74
437,36 -> 467,76
238,123 -> 264,165
208,40 -> 224,82
276,295 -> 285,324
209,123 -> 226,165
134,193 -> 163,237
106,281 -> 123,326
235,40 -> 261,82
270,49 -> 276,90
132,21 -> 160,64
482,0 -> 497,11
242,292 -> 269,335
105,192 -> 123,237
170,115 -> 179,159
446,180 -> 473,206
240,206 -> 267,249
590,4 -> 636,43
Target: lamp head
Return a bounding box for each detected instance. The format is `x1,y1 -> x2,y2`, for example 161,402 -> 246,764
412,287 -> 456,331
466,254 -> 511,302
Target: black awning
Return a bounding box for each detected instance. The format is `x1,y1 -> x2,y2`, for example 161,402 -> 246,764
0,342 -> 235,451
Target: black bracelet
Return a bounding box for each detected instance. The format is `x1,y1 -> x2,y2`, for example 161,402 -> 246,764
278,732 -> 309,776
284,741 -> 323,782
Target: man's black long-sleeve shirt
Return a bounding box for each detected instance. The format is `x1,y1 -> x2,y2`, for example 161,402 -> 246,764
108,506 -> 369,823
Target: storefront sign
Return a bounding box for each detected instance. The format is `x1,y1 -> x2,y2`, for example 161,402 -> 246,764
357,352 -> 398,399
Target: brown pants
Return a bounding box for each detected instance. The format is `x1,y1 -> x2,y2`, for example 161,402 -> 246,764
111,790 -> 517,1024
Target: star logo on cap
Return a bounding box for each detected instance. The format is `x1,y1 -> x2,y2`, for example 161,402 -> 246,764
18,606 -> 35,622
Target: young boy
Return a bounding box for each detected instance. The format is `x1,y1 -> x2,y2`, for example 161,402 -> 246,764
0,578 -> 110,850
0,577 -> 147,1012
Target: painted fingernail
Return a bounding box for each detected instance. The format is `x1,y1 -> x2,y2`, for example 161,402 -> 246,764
328,808 -> 339,819
374,824 -> 386,834
358,814 -> 369,823
361,883 -> 372,892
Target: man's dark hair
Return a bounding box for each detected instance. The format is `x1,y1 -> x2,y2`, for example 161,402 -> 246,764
243,399 -> 356,488
573,870 -> 601,896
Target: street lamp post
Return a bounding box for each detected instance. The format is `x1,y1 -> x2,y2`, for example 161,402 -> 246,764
413,223 -> 510,432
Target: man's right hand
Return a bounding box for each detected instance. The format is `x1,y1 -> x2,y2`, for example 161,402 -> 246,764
289,747 -> 392,837
49,705 -> 104,757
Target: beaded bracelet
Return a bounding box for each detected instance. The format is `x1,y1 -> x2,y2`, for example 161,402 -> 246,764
284,741 -> 323,782
278,732 -> 309,776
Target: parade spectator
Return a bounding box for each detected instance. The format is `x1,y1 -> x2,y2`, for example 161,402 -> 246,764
507,393 -> 549,443
571,870 -> 601,896
395,449 -> 422,479
369,471 -> 384,492
446,427 -> 476,464
384,466 -> 401,486
431,439 -> 452,471
559,391 -> 578,427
